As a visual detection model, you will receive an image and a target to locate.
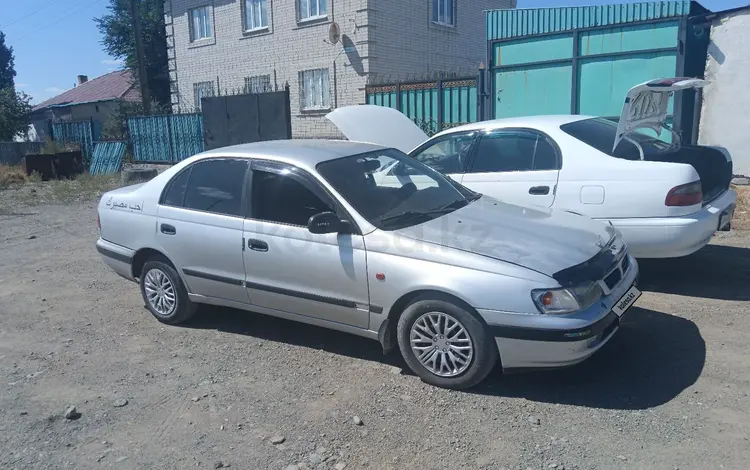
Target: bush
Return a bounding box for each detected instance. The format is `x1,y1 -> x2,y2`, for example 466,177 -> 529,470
0,164 -> 27,188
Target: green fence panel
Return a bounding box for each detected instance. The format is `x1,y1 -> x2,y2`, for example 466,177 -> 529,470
90,141 -> 126,175
52,120 -> 96,162
365,77 -> 478,134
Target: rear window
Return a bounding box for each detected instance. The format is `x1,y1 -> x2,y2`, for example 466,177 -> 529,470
560,118 -> 669,161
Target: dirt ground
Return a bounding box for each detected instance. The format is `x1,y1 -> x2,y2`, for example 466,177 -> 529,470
1,187 -> 750,470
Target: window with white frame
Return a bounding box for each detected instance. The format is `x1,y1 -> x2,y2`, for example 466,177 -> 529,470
189,6 -> 212,41
298,69 -> 330,110
244,0 -> 268,31
432,0 -> 455,27
298,0 -> 327,21
245,75 -> 272,94
193,81 -> 215,110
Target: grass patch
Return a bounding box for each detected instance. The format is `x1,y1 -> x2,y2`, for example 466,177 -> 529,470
733,184 -> 750,231
0,171 -> 122,210
0,164 -> 29,188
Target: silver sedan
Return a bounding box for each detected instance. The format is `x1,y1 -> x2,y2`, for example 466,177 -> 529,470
96,140 -> 640,389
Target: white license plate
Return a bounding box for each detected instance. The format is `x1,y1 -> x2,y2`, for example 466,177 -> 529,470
718,206 -> 735,230
612,285 -> 641,317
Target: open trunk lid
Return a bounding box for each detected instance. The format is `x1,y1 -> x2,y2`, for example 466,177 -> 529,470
326,105 -> 429,154
614,77 -> 708,152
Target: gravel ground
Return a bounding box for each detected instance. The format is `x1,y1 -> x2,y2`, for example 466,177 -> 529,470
1,198 -> 749,470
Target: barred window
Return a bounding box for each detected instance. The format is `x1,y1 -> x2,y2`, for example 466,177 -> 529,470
244,75 -> 272,94
193,81 -> 215,110
298,69 -> 330,111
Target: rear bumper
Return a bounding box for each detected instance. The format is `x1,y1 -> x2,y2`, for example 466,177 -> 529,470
96,238 -> 136,281
478,255 -> 638,370
603,189 -> 737,258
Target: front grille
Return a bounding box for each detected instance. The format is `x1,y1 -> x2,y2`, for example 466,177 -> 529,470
604,268 -> 622,290
603,255 -> 629,291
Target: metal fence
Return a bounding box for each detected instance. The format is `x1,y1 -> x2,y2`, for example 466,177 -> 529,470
127,113 -> 204,163
0,142 -> 44,166
52,120 -> 96,161
90,141 -> 127,175
365,74 -> 481,135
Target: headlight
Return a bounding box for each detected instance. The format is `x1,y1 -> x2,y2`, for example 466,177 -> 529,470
531,282 -> 603,315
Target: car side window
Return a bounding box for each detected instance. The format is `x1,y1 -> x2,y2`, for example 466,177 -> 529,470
182,159 -> 248,217
469,130 -> 559,173
250,166 -> 335,227
162,167 -> 192,206
408,132 -> 475,174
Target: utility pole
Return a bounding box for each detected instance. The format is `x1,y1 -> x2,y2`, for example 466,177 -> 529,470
129,0 -> 151,113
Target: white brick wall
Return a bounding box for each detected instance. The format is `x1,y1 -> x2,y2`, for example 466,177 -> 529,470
166,0 -> 513,138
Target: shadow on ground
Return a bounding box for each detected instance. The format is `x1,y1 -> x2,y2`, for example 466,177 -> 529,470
637,244 -> 750,301
186,305 -> 704,410
473,307 -> 705,409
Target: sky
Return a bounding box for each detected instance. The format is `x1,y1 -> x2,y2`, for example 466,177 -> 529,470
1,0 -> 747,105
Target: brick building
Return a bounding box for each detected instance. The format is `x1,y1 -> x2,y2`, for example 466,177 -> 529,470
165,0 -> 513,138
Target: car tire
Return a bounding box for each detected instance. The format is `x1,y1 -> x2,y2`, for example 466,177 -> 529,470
396,296 -> 497,390
139,259 -> 196,325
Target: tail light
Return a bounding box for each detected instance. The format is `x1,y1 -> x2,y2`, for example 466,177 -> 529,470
665,181 -> 702,207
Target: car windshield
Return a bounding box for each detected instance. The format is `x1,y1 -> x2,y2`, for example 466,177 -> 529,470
560,117 -> 672,161
317,148 -> 480,230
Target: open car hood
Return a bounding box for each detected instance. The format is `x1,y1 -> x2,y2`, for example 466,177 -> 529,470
614,77 -> 708,151
326,105 -> 429,154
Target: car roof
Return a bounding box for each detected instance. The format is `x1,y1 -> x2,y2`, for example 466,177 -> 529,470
434,114 -> 595,137
195,139 -> 388,167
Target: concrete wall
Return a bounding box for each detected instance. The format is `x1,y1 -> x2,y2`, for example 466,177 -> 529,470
698,9 -> 750,177
166,0 -> 510,137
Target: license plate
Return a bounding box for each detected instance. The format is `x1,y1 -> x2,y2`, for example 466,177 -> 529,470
612,285 -> 641,317
718,205 -> 735,230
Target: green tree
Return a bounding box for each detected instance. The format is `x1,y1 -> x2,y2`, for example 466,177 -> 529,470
95,0 -> 170,109
0,30 -> 17,89
0,88 -> 32,141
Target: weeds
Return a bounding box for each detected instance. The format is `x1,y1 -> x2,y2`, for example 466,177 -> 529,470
0,164 -> 28,188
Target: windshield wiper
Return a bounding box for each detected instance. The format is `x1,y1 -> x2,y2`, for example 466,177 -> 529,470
378,211 -> 433,226
378,198 -> 474,227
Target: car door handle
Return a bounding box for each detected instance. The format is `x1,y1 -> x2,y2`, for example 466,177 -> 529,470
529,186 -> 550,195
160,224 -> 176,235
248,238 -> 268,252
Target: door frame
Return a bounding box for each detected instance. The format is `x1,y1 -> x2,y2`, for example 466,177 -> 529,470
246,159 -> 363,234
463,127 -> 564,173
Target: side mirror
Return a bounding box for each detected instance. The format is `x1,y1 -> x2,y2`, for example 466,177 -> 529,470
307,211 -> 342,234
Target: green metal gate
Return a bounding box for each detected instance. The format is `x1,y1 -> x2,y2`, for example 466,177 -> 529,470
485,1 -> 710,143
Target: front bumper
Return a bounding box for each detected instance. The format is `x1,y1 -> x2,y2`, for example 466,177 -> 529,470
477,255 -> 639,371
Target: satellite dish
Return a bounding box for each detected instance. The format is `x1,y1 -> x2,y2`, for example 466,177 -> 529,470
328,22 -> 341,44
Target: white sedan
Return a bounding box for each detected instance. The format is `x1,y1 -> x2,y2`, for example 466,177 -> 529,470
328,77 -> 737,259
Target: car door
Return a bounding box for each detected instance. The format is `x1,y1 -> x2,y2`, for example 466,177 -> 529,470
242,160 -> 370,329
372,131 -> 476,188
156,158 -> 250,305
461,128 -> 561,208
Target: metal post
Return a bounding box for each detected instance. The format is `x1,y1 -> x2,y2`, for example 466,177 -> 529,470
166,114 -> 174,162
477,64 -> 485,122
284,83 -> 292,139
395,80 -> 402,112
436,76 -> 444,132
571,30 -> 579,115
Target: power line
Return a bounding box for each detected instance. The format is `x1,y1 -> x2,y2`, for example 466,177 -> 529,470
13,0 -> 106,42
0,0 -> 58,30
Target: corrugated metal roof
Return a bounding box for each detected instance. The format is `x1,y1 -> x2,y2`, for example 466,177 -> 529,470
486,1 -> 692,40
